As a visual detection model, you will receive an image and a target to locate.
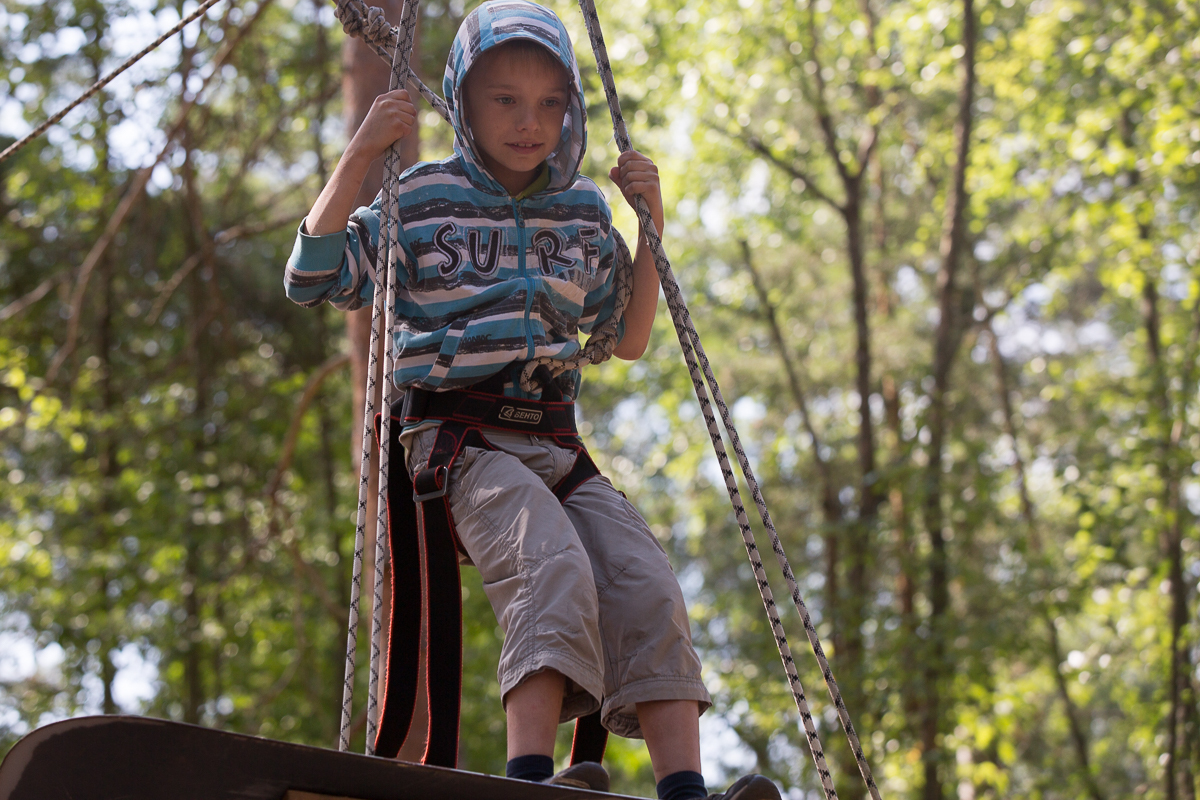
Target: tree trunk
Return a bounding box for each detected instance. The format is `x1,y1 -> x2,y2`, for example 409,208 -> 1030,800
921,1 -> 976,796
985,323 -> 1107,800
1142,273 -> 1197,800
98,251 -> 121,717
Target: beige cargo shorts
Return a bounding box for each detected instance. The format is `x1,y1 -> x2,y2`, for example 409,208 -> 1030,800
404,426 -> 712,738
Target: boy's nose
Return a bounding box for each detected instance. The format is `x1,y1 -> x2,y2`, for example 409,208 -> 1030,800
516,105 -> 539,131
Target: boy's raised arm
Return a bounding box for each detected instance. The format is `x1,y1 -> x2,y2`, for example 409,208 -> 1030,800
306,88 -> 416,236
608,150 -> 666,361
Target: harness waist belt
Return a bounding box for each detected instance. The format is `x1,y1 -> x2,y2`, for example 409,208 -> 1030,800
401,385 -> 578,437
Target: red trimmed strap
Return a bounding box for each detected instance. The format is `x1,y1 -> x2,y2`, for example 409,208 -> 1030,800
375,400 -> 610,769
372,410 -> 422,759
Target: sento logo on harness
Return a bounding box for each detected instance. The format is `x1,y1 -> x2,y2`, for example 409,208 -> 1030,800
499,406 -> 543,425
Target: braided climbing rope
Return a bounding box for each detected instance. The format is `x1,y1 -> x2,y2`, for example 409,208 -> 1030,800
372,0 -> 419,755
0,0 -> 226,165
331,0 -> 450,123
337,0 -> 419,755
573,1 -> 881,797
337,186 -> 386,752
519,232 -> 634,392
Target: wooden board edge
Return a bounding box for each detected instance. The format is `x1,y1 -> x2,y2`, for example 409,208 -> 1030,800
283,790 -> 364,800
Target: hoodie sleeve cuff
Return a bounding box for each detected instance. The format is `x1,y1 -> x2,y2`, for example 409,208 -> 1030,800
284,218 -> 354,308
292,218 -> 349,268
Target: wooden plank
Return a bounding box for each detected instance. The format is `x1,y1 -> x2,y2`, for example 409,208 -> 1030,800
285,791 -> 364,800
0,716 -> 629,800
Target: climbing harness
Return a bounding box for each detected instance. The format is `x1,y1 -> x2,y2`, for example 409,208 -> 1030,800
368,369 -> 611,766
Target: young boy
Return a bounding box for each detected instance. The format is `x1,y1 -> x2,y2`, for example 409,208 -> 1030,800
286,3 -> 779,799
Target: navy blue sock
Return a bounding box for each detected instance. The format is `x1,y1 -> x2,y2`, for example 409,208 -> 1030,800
657,770 -> 707,800
506,754 -> 555,783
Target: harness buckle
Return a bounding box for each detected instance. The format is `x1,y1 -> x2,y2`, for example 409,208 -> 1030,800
413,464 -> 449,502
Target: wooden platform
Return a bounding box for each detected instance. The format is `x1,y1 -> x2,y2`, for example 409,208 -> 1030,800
0,716 -> 630,800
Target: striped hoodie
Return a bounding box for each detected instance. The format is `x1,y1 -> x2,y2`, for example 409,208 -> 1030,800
284,0 -> 628,399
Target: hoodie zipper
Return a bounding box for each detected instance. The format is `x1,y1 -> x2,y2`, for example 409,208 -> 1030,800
513,198 -> 535,360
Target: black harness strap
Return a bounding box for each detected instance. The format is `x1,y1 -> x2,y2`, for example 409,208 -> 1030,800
373,379 -> 609,767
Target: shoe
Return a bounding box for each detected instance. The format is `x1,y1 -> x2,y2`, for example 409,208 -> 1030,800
545,761 -> 610,792
707,774 -> 781,800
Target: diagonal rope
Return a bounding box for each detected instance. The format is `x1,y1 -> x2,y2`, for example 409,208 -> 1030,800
331,0 -> 449,123
519,231 -> 634,392
0,0 -> 226,165
573,1 -> 882,797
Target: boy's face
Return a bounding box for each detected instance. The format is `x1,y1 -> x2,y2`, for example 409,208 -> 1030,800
463,47 -> 569,195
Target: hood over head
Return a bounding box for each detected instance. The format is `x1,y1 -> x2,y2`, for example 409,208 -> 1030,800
444,0 -> 587,194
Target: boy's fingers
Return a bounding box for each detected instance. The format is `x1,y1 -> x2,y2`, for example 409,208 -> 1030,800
621,165 -> 658,181
617,163 -> 658,182
616,150 -> 656,171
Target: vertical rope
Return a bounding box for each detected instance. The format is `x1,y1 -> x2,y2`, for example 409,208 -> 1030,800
339,227 -> 388,753
340,0 -> 419,757
366,0 -> 418,756
574,1 -> 881,797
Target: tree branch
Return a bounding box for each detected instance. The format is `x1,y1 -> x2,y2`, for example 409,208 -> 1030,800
741,133 -> 844,210
267,353 -> 352,500
260,352 -> 354,625
804,0 -> 852,187
739,239 -> 842,524
0,272 -> 69,323
44,0 -> 276,383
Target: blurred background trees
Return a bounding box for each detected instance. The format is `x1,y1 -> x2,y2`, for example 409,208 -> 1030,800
1,0 -> 1197,797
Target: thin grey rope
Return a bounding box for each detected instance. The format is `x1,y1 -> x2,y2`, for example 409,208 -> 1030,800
574,1 -> 881,797
0,0 -> 227,165
331,0 -> 450,123
337,0 -> 418,757
519,232 -> 633,392
368,0 -> 418,756
339,224 -> 387,751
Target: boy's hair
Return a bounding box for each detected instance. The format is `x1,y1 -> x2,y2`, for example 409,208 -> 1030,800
475,39 -> 566,78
